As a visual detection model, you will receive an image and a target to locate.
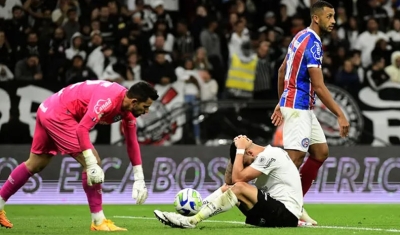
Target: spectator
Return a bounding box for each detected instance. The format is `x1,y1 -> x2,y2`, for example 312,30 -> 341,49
354,18 -> 388,67
14,53 -> 42,81
258,11 -> 284,38
0,31 -> 13,69
149,33 -> 173,62
253,41 -> 273,100
337,16 -> 360,50
94,5 -> 116,43
0,0 -> 22,20
62,7 -> 80,41
174,20 -> 195,61
46,27 -> 68,81
384,51 -> 400,83
150,0 -> 173,30
225,41 -> 257,99
371,38 -> 392,65
228,19 -> 250,56
125,52 -> 142,83
0,108 -> 32,144
130,0 -> 154,32
387,18 -> 400,51
149,20 -> 174,52
87,44 -> 116,78
335,59 -> 361,92
144,50 -> 176,86
277,4 -> 292,35
193,47 -> 213,71
64,55 -> 96,85
65,32 -> 86,60
3,5 -> 30,52
51,0 -> 80,26
365,57 -> 390,91
15,31 -> 43,61
190,5 -> 208,49
86,30 -> 103,55
0,64 -> 14,82
358,0 -> 389,32
198,69 -> 218,114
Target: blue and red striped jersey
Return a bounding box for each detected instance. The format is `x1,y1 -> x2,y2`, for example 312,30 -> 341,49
279,28 -> 323,110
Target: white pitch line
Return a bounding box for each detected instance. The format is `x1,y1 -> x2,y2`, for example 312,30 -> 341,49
114,216 -> 400,233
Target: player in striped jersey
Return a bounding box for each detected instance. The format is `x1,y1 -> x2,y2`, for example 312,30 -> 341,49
271,1 -> 350,225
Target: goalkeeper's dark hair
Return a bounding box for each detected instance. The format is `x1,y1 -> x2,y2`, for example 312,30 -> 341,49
127,81 -> 159,102
310,1 -> 334,17
229,142 -> 237,164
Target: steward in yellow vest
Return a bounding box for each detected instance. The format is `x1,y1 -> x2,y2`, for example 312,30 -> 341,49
225,44 -> 258,99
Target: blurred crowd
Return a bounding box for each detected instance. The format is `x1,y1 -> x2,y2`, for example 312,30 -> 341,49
2,0 -> 400,144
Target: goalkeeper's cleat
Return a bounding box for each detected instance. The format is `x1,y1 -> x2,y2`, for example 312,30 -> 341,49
300,208 -> 318,225
90,219 -> 127,231
0,210 -> 13,228
163,212 -> 196,229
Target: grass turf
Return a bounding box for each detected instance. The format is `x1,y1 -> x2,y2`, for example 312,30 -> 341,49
1,204 -> 400,234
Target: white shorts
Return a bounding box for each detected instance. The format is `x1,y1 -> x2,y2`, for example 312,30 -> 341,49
280,107 -> 326,152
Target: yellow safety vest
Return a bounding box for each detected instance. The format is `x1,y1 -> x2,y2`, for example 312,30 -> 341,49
226,53 -> 258,92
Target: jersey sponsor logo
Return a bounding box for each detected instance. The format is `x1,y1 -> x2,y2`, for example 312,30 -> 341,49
311,41 -> 322,61
94,98 -> 112,114
301,138 -> 310,148
264,158 -> 276,169
128,119 -> 136,126
314,84 -> 364,146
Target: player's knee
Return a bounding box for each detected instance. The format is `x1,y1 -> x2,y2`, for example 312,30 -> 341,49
231,182 -> 247,196
309,143 -> 329,162
25,153 -> 52,173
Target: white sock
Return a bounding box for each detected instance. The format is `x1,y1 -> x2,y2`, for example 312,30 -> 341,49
190,189 -> 238,225
0,197 -> 5,211
92,210 -> 106,225
202,188 -> 223,205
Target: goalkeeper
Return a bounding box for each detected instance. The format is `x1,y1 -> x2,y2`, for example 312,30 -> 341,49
0,81 -> 158,231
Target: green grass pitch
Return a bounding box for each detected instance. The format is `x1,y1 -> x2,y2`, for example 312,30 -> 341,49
1,204 -> 400,234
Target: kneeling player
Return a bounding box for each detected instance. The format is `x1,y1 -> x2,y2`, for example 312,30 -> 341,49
154,135 -> 303,228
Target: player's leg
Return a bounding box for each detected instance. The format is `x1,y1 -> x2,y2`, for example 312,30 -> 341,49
0,113 -> 56,229
42,110 -> 125,231
73,151 -> 126,231
280,107 -> 311,168
202,184 -> 230,205
301,112 -> 329,196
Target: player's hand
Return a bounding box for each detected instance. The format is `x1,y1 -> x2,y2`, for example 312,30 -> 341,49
337,116 -> 350,138
86,164 -> 105,186
132,179 -> 148,204
271,104 -> 283,126
234,135 -> 252,149
132,165 -> 148,204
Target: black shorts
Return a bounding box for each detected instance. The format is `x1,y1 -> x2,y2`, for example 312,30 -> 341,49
238,189 -> 298,227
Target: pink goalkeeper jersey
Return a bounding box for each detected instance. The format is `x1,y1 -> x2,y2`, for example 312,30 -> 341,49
41,80 -> 142,165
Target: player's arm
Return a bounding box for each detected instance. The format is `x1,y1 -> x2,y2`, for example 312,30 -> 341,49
224,161 -> 233,185
76,96 -> 114,185
231,138 -> 262,183
277,57 -> 287,99
232,152 -> 262,183
122,113 -> 148,204
309,68 -> 344,118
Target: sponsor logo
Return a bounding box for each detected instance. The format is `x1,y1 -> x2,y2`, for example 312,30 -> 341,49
311,41 -> 322,61
94,98 -> 112,114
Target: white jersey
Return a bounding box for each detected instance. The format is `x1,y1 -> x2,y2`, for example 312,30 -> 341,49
250,145 -> 303,219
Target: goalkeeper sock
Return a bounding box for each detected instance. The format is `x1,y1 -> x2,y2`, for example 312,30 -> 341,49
0,163 -> 32,210
82,172 -> 104,224
202,188 -> 223,205
190,189 -> 238,225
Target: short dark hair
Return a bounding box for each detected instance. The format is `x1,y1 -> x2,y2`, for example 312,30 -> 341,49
229,142 -> 237,164
127,81 -> 159,102
310,1 -> 334,16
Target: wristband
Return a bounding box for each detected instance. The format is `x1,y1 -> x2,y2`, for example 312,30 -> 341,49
133,165 -> 144,180
236,149 -> 245,155
83,149 -> 97,165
